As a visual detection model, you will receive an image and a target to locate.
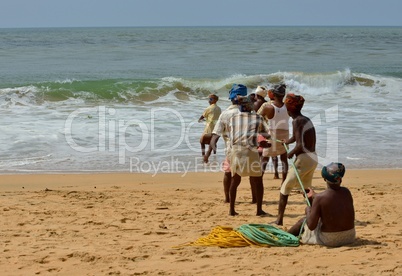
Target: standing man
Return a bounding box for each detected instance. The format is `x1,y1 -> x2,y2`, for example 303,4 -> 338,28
227,95 -> 271,216
204,84 -> 248,202
287,163 -> 356,247
258,84 -> 290,182
198,94 -> 221,158
274,93 -> 318,225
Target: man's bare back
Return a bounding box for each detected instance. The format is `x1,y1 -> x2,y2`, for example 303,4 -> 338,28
308,185 -> 355,232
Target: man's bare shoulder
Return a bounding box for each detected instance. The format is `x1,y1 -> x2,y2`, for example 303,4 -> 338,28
294,114 -> 310,124
316,186 -> 352,199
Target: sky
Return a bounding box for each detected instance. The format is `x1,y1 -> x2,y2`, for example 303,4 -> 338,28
1,0 -> 402,28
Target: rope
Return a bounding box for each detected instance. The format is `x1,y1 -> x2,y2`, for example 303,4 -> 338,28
236,224 -> 299,247
298,218 -> 307,239
274,138 -> 311,207
176,224 -> 300,248
174,226 -> 250,248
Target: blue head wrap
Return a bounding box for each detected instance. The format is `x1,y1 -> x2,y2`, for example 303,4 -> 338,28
229,84 -> 247,101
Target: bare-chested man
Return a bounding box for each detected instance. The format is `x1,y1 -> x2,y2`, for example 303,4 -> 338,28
274,93 -> 318,225
287,163 -> 356,247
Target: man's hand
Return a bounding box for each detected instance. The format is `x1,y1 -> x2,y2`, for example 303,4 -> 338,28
288,151 -> 294,159
305,206 -> 311,215
258,140 -> 271,148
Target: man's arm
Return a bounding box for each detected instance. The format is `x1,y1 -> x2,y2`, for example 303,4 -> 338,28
199,106 -> 211,122
257,103 -> 274,120
258,118 -> 271,140
287,117 -> 304,158
305,196 -> 321,230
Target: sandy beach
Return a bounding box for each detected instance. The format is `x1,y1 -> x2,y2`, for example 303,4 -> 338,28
1,169 -> 401,275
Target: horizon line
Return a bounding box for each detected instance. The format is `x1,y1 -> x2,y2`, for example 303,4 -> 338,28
1,24 -> 401,30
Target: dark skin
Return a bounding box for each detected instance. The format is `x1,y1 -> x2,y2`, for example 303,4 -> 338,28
207,101 -> 271,214
258,95 -> 289,182
230,174 -> 266,216
205,128 -> 266,204
253,95 -> 266,112
285,109 -> 316,158
288,180 -> 355,236
200,133 -> 215,159
229,109 -> 270,216
205,134 -> 232,203
249,93 -> 256,103
207,132 -> 270,211
274,107 -> 316,225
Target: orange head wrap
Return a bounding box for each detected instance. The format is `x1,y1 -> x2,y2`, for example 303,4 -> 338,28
268,89 -> 275,100
285,93 -> 305,112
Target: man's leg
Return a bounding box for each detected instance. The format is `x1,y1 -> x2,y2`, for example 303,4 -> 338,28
287,217 -> 306,236
280,153 -> 288,184
229,174 -> 241,216
272,156 -> 279,179
249,176 -> 257,204
200,134 -> 211,157
260,156 -> 269,177
250,176 -> 266,216
200,143 -> 206,157
274,193 -> 289,225
223,172 -> 231,203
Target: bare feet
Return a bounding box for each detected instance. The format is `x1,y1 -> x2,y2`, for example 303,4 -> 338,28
229,210 -> 239,216
272,219 -> 283,226
256,210 -> 268,216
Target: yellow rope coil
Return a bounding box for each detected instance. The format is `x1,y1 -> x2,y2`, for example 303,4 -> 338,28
175,226 -> 252,248
175,224 -> 299,248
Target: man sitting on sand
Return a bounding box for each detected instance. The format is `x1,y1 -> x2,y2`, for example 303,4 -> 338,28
287,162 -> 356,247
274,93 -> 318,225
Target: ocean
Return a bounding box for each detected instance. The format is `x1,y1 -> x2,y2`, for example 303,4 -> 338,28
0,26 -> 401,174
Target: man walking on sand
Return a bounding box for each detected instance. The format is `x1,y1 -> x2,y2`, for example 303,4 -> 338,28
274,93 -> 318,225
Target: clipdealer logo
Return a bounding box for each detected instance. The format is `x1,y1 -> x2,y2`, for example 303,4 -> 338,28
63,105 -> 340,175
64,106 -> 199,164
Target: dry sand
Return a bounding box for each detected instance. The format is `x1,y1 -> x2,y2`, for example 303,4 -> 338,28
1,169 -> 401,275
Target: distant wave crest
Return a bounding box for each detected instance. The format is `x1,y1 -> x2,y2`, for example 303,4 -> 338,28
1,70 -> 399,107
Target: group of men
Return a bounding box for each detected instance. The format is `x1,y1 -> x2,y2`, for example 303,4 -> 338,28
198,83 -> 356,247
